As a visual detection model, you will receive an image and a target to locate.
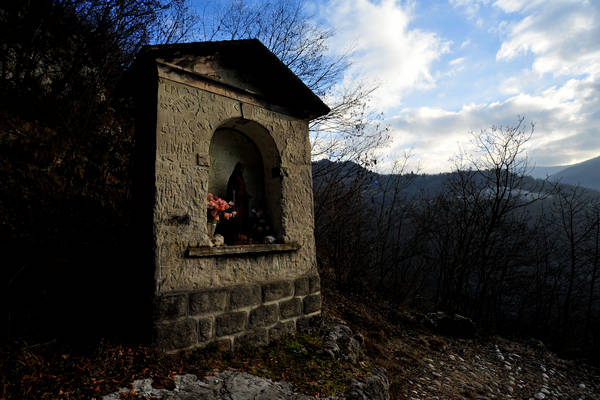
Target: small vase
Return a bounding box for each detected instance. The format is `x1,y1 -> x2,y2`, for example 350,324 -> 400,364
207,222 -> 217,238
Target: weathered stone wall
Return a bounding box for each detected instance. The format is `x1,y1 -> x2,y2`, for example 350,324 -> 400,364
149,62 -> 320,350
153,73 -> 317,293
154,273 -> 321,352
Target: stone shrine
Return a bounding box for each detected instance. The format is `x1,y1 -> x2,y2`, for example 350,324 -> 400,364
131,40 -> 329,351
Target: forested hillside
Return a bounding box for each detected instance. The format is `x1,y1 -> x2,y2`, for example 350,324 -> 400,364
313,144 -> 600,362
1,0 -> 599,371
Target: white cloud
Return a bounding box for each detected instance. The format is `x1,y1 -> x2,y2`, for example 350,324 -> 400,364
493,0 -> 549,14
496,1 -> 600,78
315,0 -> 600,171
319,0 -> 450,111
375,0 -> 600,172
383,75 -> 600,172
451,0 -> 491,20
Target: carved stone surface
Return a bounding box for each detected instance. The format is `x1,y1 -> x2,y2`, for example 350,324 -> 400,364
189,289 -> 228,315
294,276 -> 309,296
215,311 -> 247,336
153,275 -> 321,351
303,294 -> 322,315
152,77 -> 318,293
248,304 -> 279,329
262,281 -> 294,302
308,275 -> 321,294
155,294 -> 188,320
155,319 -> 197,350
197,317 -> 213,342
268,321 -> 295,342
230,284 -> 261,309
279,298 -> 302,319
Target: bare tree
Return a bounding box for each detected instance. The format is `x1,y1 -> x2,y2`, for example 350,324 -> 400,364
584,204 -> 600,347
195,0 -> 388,174
549,185 -> 600,341
424,118 -> 548,323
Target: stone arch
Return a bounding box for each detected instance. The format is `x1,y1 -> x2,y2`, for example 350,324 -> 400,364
208,118 -> 282,240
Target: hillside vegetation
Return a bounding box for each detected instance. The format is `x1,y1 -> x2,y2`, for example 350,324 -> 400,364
314,146 -> 600,363
1,3 -> 600,399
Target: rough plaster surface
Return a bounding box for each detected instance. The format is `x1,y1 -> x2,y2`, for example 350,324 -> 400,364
152,68 -> 317,294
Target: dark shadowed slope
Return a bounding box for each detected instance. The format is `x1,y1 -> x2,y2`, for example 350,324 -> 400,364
529,165 -> 567,179
551,155 -> 600,191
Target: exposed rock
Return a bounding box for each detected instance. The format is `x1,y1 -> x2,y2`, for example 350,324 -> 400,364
103,371 -> 325,400
103,369 -> 390,400
323,323 -> 362,364
347,367 -> 390,400
104,320 -> 390,400
424,311 -> 476,338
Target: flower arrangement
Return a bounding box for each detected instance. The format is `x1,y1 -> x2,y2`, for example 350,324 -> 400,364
207,193 -> 236,224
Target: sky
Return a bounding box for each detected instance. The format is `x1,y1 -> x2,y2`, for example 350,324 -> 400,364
307,0 -> 600,173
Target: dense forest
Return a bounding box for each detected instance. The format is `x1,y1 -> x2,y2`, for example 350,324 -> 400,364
1,0 -> 599,366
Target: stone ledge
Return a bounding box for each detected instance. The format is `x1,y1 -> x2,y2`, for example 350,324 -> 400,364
186,242 -> 301,257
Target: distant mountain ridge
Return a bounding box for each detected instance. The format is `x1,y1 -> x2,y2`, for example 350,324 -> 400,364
549,155 -> 600,191
313,156 -> 600,199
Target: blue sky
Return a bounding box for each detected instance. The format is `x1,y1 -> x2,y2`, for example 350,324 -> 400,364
307,0 -> 600,172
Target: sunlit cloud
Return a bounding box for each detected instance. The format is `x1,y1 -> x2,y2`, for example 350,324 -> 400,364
319,0 -> 450,111
316,0 -> 600,171
382,74 -> 600,173
496,1 -> 600,78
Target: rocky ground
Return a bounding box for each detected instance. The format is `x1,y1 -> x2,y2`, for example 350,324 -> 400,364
323,288 -> 600,400
103,368 -> 389,400
102,319 -> 389,400
2,288 -> 599,400
103,371 -> 334,400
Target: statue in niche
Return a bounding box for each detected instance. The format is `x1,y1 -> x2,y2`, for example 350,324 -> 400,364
226,162 -> 251,243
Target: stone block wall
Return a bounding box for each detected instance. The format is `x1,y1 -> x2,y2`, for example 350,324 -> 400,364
154,274 -> 321,352
135,41 -> 328,352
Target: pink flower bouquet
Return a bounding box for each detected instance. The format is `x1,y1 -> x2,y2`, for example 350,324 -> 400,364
207,193 -> 236,224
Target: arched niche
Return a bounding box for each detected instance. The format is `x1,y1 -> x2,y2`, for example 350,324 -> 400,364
208,118 -> 282,241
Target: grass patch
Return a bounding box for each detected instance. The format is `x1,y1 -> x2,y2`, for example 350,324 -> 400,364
241,333 -> 370,396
